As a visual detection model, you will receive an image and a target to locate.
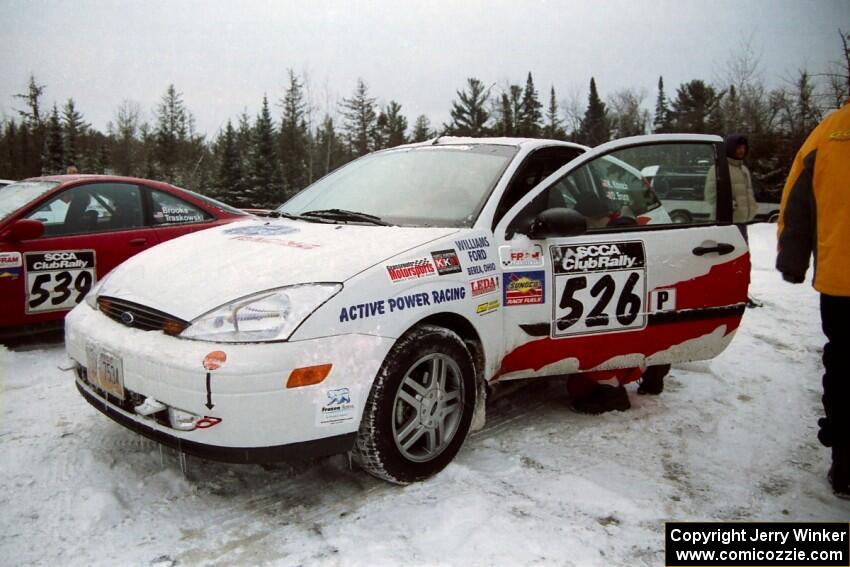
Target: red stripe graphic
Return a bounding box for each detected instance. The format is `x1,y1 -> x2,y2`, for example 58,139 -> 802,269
495,253 -> 749,380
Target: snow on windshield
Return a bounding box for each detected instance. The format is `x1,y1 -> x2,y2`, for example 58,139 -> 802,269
0,181 -> 61,221
280,145 -> 517,227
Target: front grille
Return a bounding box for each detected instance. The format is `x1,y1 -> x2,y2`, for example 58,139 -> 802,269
98,296 -> 189,336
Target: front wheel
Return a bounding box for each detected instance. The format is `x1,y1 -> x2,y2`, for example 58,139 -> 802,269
353,324 -> 476,484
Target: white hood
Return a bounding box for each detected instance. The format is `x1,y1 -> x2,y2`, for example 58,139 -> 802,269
100,219 -> 457,321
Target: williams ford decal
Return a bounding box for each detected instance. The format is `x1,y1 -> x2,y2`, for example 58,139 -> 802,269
550,241 -> 647,337
0,252 -> 23,280
455,236 -> 490,263
431,250 -> 462,276
24,250 -> 96,314
339,286 -> 467,323
386,257 -> 437,283
503,270 -> 545,306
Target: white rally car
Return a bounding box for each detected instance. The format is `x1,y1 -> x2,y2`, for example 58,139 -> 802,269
65,135 -> 749,484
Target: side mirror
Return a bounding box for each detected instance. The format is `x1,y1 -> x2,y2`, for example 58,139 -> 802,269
10,219 -> 45,241
528,208 -> 587,239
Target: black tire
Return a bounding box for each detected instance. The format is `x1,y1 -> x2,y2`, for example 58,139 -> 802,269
353,324 -> 476,484
670,210 -> 691,224
637,364 -> 670,395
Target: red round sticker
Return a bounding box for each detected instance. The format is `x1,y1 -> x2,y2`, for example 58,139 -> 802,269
203,351 -> 227,371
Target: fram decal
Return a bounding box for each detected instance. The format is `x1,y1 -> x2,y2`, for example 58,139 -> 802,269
500,244 -> 544,267
503,271 -> 545,306
223,224 -> 298,236
431,250 -> 462,276
0,252 -> 22,280
470,275 -> 499,298
386,257 -> 436,283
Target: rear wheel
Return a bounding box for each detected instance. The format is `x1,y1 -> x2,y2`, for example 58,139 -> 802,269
670,210 -> 691,224
353,324 -> 476,484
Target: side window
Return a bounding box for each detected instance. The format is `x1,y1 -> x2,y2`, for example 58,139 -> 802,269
150,191 -> 210,225
493,147 -> 584,227
508,142 -> 719,235
26,183 -> 144,236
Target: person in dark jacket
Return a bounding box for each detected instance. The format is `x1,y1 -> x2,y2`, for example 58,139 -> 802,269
777,101 -> 850,499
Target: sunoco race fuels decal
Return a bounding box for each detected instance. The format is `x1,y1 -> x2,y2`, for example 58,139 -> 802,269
503,271 -> 545,306
550,242 -> 647,337
24,250 -> 96,314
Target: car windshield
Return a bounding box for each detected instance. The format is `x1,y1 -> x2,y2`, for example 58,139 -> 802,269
0,181 -> 61,221
279,144 -> 518,227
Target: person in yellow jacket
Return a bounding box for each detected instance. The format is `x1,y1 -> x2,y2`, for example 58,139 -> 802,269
777,101 -> 850,499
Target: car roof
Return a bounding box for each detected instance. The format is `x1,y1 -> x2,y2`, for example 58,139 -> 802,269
25,174 -> 178,189
399,136 -> 589,152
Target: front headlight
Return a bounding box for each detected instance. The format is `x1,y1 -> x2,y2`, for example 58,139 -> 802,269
179,284 -> 342,343
84,272 -> 113,310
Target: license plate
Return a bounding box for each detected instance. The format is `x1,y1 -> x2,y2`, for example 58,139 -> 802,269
94,350 -> 125,400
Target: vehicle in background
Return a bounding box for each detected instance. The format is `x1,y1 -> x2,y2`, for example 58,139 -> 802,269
642,164 -> 780,224
66,135 -> 749,485
0,175 -> 249,337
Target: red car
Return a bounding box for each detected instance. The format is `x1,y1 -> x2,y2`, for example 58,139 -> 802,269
0,175 -> 248,336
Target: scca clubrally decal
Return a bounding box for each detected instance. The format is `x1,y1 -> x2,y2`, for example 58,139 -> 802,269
549,241 -> 647,337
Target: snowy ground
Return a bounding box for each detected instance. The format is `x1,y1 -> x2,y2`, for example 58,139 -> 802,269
1,223 -> 847,567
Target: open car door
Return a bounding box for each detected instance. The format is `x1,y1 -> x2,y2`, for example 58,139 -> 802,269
493,134 -> 748,380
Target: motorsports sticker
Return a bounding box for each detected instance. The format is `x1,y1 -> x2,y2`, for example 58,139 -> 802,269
24,250 -> 96,314
386,257 -> 437,283
550,241 -> 646,337
0,252 -> 23,280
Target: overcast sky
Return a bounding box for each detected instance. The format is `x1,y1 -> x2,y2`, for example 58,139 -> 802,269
2,0 -> 848,137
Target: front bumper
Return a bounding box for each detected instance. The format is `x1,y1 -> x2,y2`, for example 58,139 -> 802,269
66,304 -> 394,462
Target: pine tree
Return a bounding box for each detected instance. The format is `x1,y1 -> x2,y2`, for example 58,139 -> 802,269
109,100 -> 141,176
247,95 -> 283,207
313,114 -> 348,177
154,84 -> 191,181
577,78 -> 611,146
517,72 -> 543,137
411,115 -> 434,142
94,142 -> 109,174
214,120 -> 245,204
13,75 -> 46,176
43,105 -> 65,175
446,78 -> 491,136
668,80 -> 724,134
653,76 -> 672,133
543,86 -> 566,139
279,70 -> 310,199
62,99 -> 88,169
381,101 -> 408,148
341,78 -> 378,157
494,87 -> 519,137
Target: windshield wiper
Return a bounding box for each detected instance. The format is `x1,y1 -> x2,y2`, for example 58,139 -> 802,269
301,208 -> 391,226
268,210 -> 305,220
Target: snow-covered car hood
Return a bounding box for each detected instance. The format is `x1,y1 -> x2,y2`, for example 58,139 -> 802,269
99,219 -> 458,321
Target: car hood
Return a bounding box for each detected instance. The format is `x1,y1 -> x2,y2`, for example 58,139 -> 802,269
99,219 -> 458,321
